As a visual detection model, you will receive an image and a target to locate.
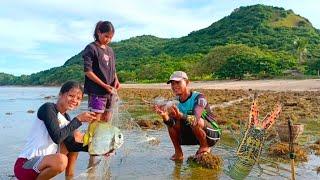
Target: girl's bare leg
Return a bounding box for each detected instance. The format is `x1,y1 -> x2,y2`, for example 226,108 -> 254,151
65,152 -> 78,178
36,154 -> 68,180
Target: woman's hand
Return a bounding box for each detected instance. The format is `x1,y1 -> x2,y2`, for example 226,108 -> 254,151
104,84 -> 116,94
85,71 -> 116,94
76,112 -> 96,122
104,149 -> 116,158
73,130 -> 84,143
114,79 -> 120,90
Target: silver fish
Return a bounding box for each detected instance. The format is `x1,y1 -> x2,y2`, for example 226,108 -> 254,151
86,121 -> 124,155
153,97 -> 179,110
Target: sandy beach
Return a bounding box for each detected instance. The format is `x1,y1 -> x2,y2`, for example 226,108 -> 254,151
121,79 -> 320,91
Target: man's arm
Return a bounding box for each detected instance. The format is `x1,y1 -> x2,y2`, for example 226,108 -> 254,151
194,94 -> 207,122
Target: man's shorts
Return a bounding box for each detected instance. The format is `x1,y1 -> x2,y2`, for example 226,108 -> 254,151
14,157 -> 43,180
180,120 -> 220,147
88,94 -> 116,113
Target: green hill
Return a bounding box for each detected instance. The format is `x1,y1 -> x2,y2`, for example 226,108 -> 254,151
1,4 -> 320,85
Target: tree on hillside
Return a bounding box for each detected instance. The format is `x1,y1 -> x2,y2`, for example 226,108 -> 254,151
199,44 -> 296,79
293,38 -> 309,73
306,45 -> 320,76
294,38 -> 308,63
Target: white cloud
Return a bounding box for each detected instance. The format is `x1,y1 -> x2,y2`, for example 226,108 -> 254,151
0,18 -> 65,52
0,0 -> 319,75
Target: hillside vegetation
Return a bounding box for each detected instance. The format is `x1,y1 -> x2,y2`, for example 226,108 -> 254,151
1,4 -> 320,85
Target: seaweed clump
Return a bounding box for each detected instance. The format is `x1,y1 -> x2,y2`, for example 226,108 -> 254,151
187,153 -> 223,171
136,119 -> 163,129
148,138 -> 161,146
268,142 -> 308,162
309,139 -> 320,156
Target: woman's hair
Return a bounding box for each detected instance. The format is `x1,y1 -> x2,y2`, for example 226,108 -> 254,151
94,21 -> 115,41
59,81 -> 84,95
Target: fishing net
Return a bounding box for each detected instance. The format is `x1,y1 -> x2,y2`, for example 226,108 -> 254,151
77,93 -> 163,179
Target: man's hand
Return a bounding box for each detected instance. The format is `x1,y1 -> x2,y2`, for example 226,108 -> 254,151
153,105 -> 169,121
168,105 -> 183,120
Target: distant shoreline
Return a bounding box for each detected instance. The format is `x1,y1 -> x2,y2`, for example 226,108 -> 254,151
1,79 -> 320,91
121,79 -> 320,91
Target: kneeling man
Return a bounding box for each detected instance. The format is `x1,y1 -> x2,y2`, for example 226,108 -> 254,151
154,71 -> 221,161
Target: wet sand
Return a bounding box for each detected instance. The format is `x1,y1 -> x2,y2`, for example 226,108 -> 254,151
121,79 -> 320,91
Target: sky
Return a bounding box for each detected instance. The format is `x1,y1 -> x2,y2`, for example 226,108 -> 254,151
0,0 -> 319,76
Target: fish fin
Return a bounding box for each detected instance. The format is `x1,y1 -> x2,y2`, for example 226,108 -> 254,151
83,121 -> 99,146
83,133 -> 90,146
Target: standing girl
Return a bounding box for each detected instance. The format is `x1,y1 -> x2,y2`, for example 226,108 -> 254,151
82,20 -> 120,123
14,81 -> 96,180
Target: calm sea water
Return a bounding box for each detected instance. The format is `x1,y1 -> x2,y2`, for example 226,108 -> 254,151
0,87 -> 319,179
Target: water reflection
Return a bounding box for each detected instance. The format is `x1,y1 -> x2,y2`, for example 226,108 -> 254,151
171,161 -> 183,179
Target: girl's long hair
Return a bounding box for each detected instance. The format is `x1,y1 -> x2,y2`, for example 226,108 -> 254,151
94,21 -> 115,41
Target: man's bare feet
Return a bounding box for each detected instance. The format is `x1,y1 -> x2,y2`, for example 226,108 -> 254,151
195,147 -> 211,158
170,154 -> 183,161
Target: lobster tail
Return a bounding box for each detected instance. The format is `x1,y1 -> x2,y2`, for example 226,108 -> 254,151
261,103 -> 282,130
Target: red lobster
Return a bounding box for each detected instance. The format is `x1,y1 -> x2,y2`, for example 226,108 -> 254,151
226,94 -> 282,179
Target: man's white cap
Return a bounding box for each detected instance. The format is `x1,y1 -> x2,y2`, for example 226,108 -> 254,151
167,71 -> 188,84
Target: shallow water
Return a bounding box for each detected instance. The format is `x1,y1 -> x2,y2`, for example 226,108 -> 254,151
0,87 -> 319,179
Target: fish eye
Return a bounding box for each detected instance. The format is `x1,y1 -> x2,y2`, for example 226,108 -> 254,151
118,134 -> 122,139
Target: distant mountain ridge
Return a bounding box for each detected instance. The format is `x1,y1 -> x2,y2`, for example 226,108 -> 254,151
1,4 -> 320,85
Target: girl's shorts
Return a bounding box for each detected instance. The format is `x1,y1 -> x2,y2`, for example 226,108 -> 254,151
88,94 -> 116,113
14,156 -> 43,180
